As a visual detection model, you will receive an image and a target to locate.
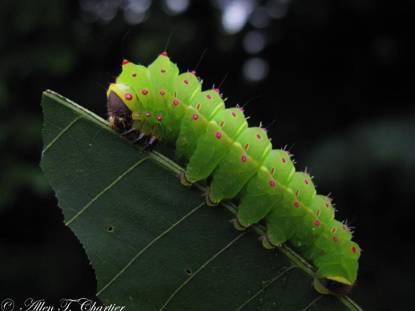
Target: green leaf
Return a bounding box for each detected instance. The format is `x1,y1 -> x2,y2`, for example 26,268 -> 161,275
40,90 -> 363,311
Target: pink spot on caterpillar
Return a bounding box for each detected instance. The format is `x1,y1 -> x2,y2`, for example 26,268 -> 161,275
156,115 -> 163,122
239,107 -> 245,112
122,59 -> 129,65
220,121 -> 225,127
159,89 -> 166,96
192,113 -> 199,121
141,89 -> 149,96
160,69 -> 166,73
172,99 -> 180,106
314,220 -> 321,227
191,70 -> 196,75
332,236 -> 338,242
214,88 -> 219,93
256,134 -> 261,140
124,93 -> 133,100
132,73 -> 137,77
206,94 -> 212,100
145,112 -> 151,118
215,131 -> 222,139
184,79 -> 189,85
160,51 -> 168,57
241,154 -> 248,162
269,180 -> 276,188
294,201 -> 300,208
244,143 -> 249,150
316,209 -> 321,217
231,112 -> 237,117
352,246 -> 357,253
271,167 -> 275,175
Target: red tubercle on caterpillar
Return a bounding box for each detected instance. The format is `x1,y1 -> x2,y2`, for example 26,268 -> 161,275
156,115 -> 163,122
172,98 -> 180,107
183,79 -> 189,85
294,201 -> 300,208
269,180 -> 276,188
241,154 -> 248,162
206,94 -> 212,100
160,51 -> 168,57
313,219 -> 321,227
192,113 -> 199,121
332,236 -> 338,242
231,112 -> 237,117
215,131 -> 222,140
159,89 -> 166,96
352,246 -> 357,253
282,158 -> 287,164
256,134 -> 261,140
122,59 -> 129,65
124,93 -> 133,101
304,179 -> 309,185
141,89 -> 149,96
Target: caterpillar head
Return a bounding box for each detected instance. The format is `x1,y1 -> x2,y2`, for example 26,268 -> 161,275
314,277 -> 353,296
106,83 -> 137,131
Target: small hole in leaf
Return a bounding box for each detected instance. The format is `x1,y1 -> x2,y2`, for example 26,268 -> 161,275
185,268 -> 192,276
106,225 -> 114,233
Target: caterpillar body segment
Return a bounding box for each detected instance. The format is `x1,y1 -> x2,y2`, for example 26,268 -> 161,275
106,52 -> 361,296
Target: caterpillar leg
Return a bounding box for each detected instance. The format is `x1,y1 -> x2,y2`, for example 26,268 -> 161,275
143,136 -> 158,151
259,235 -> 276,250
230,218 -> 248,231
121,128 -> 137,136
205,193 -> 219,207
134,133 -> 146,144
179,172 -> 192,187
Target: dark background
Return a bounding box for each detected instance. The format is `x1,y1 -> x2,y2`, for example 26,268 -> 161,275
1,0 -> 414,310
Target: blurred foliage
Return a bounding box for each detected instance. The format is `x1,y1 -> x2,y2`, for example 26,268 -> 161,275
1,0 -> 414,310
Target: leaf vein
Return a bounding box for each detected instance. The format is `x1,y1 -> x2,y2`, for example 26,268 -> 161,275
42,116 -> 83,155
97,202 -> 205,296
301,294 -> 323,311
65,156 -> 149,226
235,265 -> 296,311
159,232 -> 247,311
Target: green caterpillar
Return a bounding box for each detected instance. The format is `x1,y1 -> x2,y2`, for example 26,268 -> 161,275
106,52 -> 361,296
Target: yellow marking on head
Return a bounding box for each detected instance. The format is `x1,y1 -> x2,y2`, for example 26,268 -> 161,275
106,83 -> 137,111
